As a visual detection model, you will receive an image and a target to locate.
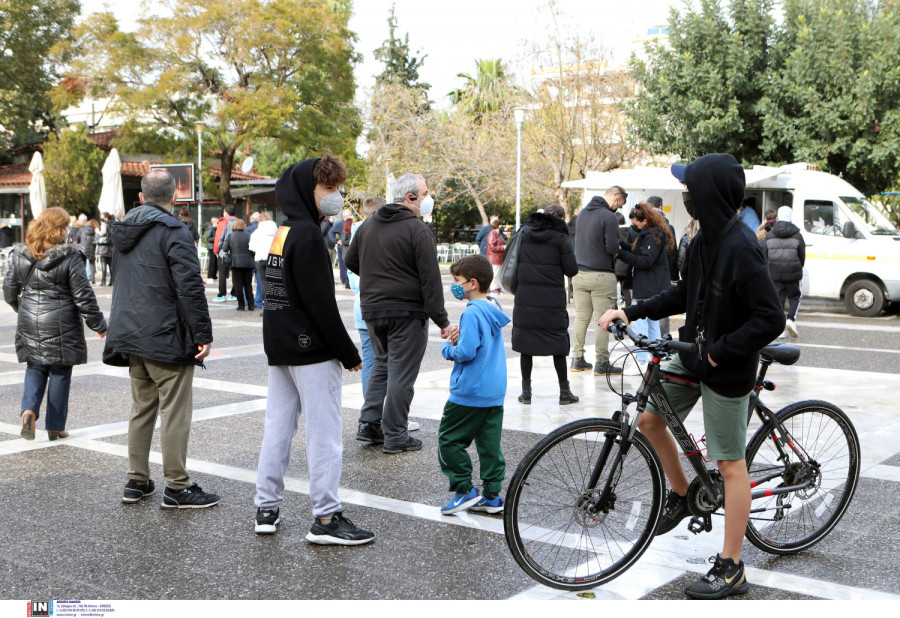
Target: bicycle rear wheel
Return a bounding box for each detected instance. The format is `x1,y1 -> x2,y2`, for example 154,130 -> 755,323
744,400 -> 860,555
504,418 -> 664,590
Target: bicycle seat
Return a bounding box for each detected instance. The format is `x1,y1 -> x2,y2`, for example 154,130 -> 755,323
760,342 -> 800,366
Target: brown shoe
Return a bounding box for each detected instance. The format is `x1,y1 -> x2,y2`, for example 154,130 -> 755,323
20,411 -> 36,440
48,430 -> 69,441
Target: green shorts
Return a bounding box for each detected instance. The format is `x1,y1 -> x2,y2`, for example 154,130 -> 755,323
645,355 -> 750,461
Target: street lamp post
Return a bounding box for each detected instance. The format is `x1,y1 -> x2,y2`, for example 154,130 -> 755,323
384,157 -> 392,202
195,122 -> 205,235
512,107 -> 526,230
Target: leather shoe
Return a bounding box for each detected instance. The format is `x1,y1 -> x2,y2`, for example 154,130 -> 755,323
20,411 -> 36,440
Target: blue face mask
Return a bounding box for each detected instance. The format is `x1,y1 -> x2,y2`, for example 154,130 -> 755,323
450,282 -> 467,300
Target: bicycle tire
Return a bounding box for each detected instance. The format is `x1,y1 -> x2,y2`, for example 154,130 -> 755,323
744,400 -> 860,555
504,418 -> 665,590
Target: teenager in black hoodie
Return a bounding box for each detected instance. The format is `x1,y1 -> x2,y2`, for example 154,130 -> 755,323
600,153 -> 784,599
253,153 -> 373,545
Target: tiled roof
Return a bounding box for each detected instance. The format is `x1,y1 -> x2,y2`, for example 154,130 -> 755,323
0,164 -> 32,188
87,130 -> 117,148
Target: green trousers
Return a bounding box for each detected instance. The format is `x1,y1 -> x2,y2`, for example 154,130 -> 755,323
437,401 -> 505,497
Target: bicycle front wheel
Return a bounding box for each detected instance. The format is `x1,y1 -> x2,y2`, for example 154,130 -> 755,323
504,418 -> 665,590
745,400 -> 860,555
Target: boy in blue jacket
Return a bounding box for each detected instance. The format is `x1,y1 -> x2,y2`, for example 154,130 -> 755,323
439,254 -> 511,514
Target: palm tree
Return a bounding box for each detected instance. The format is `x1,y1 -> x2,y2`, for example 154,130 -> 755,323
449,58 -> 519,120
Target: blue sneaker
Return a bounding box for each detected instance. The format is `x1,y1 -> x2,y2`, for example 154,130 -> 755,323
212,296 -> 227,302
441,488 -> 481,515
226,295 -> 237,301
469,495 -> 504,514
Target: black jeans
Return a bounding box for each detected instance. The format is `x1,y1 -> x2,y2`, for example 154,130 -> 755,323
231,267 -> 255,309
774,280 -> 802,321
217,255 -> 234,298
99,256 -> 113,286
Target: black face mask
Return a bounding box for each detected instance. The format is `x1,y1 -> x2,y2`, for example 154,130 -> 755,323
683,191 -> 697,220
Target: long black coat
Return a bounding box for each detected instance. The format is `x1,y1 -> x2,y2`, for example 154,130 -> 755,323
3,243 -> 107,365
222,230 -> 254,268
512,212 -> 578,356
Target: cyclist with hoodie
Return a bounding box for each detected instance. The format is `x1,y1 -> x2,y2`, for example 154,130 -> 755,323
599,153 -> 784,599
252,153 -> 373,545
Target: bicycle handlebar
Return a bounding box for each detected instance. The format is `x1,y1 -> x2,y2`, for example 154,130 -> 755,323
607,319 -> 698,357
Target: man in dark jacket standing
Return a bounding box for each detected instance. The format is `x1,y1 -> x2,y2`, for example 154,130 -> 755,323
253,153 -> 373,545
600,154 -> 785,599
571,187 -> 627,375
104,169 -> 218,509
762,206 -> 805,338
346,173 -> 452,454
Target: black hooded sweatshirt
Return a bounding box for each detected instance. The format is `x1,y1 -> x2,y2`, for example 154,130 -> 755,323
623,154 -> 785,397
262,159 -> 361,368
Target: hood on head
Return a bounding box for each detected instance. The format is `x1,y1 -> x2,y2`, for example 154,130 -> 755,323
275,158 -> 320,222
680,153 -> 745,244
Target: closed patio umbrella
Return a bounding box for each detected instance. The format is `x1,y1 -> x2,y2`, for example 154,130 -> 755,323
98,148 -> 125,220
28,152 -> 46,218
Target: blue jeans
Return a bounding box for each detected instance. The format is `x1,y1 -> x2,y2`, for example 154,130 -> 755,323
359,327 -> 374,397
631,299 -> 660,363
21,362 -> 73,431
254,260 -> 264,306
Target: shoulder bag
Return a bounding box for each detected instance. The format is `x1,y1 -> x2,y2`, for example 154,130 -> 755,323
498,226 -> 526,294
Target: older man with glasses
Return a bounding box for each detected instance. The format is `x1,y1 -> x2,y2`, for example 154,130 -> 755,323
570,185 -> 628,376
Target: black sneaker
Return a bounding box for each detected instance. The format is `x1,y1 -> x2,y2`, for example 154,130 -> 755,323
656,490 -> 689,535
356,422 -> 384,444
161,483 -> 220,509
255,507 -> 281,534
305,511 -> 375,545
593,361 -> 623,375
122,479 -> 155,503
685,554 -> 750,599
570,356 -> 593,372
382,436 -> 422,454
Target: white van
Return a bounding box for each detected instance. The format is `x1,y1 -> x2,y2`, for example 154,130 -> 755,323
562,163 -> 900,316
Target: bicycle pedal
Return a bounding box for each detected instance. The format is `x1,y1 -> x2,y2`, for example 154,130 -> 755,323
687,515 -> 712,535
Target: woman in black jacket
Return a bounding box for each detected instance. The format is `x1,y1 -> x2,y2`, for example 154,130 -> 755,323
616,202 -> 674,363
178,205 -> 200,245
2,207 -> 107,440
511,206 -> 579,404
221,217 -> 256,311
77,219 -> 97,283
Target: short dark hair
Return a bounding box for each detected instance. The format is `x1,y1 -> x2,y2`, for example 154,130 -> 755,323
313,151 -> 348,186
647,195 -> 663,209
224,204 -> 236,216
141,170 -> 176,205
450,254 -> 493,293
545,205 -> 565,219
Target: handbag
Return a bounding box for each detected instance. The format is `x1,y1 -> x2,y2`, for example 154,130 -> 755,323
498,226 -> 526,294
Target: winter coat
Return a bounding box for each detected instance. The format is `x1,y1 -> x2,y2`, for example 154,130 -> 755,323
512,212 -> 578,356
181,218 -> 200,244
222,230 -> 254,269
103,203 -> 212,367
249,220 -> 278,262
574,195 -> 620,272
616,227 -> 673,299
475,224 -> 491,256
486,229 -> 506,265
205,224 -> 217,252
762,221 -> 805,283
77,225 -> 96,260
623,154 -> 784,397
3,243 -> 107,365
96,227 -> 112,257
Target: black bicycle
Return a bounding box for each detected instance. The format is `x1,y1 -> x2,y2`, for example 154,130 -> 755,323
503,321 -> 860,591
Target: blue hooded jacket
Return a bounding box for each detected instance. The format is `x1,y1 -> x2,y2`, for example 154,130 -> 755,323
441,298 -> 510,407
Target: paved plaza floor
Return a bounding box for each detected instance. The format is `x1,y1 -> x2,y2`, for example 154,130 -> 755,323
1,272 -> 898,604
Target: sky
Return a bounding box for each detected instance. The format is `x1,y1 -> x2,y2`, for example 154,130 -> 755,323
78,0 -> 685,107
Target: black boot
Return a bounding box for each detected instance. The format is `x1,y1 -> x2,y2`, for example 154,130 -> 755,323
517,379 -> 532,404
559,381 -> 579,405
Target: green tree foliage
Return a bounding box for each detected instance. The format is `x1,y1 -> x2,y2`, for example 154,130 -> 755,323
53,0 -> 361,205
0,0 -> 79,152
626,0 -> 774,166
43,124 -> 104,217
373,4 -> 430,96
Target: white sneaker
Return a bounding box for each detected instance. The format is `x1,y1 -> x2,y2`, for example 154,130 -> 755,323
778,330 -> 788,339
785,319 -> 798,338
408,421 -> 420,432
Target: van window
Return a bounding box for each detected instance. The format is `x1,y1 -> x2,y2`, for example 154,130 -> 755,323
804,200 -> 844,236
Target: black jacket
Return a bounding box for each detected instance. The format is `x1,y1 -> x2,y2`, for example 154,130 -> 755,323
222,230 -> 254,269
182,218 -> 200,244
574,196 -> 619,272
263,159 -> 360,368
76,225 -> 96,260
511,213 -> 578,356
623,154 -> 784,397
205,224 -> 216,252
475,224 -> 490,256
345,204 -> 449,328
762,221 -> 805,282
617,227 -> 673,299
3,243 -> 107,365
103,203 -> 212,367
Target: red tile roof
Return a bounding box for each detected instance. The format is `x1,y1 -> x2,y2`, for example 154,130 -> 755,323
0,164 -> 32,188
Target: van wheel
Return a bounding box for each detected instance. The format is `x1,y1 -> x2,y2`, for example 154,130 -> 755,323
844,279 -> 885,317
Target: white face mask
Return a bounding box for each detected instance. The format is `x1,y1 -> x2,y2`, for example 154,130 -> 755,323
317,190 -> 343,217
419,194 -> 434,217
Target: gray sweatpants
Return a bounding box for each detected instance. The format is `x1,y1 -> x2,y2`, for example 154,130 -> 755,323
254,361 -> 344,519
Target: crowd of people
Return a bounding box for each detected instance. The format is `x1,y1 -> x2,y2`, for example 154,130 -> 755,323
3,150 -> 806,599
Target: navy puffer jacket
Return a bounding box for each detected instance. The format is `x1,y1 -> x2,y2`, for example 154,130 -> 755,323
3,242 -> 107,365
